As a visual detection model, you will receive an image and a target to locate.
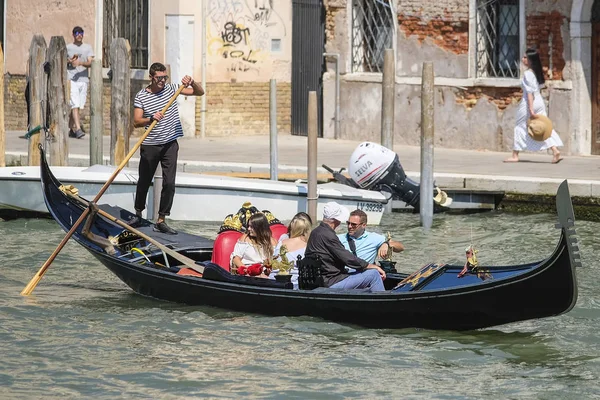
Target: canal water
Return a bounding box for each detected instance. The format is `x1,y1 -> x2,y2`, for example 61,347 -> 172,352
0,210 -> 598,399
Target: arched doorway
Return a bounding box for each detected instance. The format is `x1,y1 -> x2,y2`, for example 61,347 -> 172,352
592,1 -> 600,154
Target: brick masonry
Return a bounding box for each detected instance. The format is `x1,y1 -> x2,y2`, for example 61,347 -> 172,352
4,75 -> 290,137
526,11 -> 566,81
201,82 -> 291,136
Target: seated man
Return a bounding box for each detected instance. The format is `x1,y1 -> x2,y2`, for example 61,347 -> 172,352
304,202 -> 386,292
338,209 -> 404,264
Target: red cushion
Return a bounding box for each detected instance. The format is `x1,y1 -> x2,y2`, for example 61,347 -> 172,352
211,230 -> 243,271
270,223 -> 288,241
177,268 -> 203,277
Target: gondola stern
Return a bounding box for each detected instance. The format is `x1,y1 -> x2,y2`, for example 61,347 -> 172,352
554,180 -> 580,311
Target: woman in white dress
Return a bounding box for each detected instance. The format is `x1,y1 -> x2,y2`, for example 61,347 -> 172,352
230,213 -> 277,276
504,48 -> 563,164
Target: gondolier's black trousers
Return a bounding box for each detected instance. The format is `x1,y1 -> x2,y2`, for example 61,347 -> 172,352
134,140 -> 179,218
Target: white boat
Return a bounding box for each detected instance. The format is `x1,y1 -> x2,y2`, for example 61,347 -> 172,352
0,165 -> 387,224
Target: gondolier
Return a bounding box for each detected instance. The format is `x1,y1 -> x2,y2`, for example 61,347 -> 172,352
131,62 -> 204,234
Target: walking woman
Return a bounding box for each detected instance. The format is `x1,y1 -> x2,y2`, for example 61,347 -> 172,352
504,48 -> 563,164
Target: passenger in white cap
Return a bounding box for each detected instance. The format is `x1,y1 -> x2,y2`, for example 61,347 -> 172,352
304,202 -> 386,291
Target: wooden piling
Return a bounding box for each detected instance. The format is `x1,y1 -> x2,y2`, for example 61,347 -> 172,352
109,38 -> 131,166
89,59 -> 103,165
27,35 -> 48,166
269,79 -> 278,181
420,62 -> 434,230
0,44 -> 4,167
46,36 -> 69,166
307,91 -> 318,224
381,49 -> 395,150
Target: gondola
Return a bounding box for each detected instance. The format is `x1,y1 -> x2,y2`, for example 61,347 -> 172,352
39,148 -> 580,330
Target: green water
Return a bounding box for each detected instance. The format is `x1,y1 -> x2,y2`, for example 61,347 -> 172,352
0,211 -> 598,399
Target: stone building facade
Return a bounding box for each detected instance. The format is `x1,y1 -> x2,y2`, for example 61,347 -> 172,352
3,1 -> 600,156
2,0 -> 292,138
322,0 -> 600,156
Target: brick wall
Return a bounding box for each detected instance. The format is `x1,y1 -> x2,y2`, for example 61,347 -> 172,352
527,12 -> 566,81
4,75 -> 27,130
202,82 -> 291,136
455,87 -> 522,111
5,76 -> 290,137
4,75 -> 155,135
397,1 -> 469,54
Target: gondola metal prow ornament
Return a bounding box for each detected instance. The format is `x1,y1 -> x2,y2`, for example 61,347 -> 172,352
21,85 -> 187,296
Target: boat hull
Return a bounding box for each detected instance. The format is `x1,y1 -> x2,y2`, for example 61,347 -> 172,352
0,165 -> 386,223
38,148 -> 580,330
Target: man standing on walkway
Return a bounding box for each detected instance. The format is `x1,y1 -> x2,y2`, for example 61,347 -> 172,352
66,26 -> 94,139
338,209 -> 404,263
131,62 -> 204,234
305,202 -> 386,291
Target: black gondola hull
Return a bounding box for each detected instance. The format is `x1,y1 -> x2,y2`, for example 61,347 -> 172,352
39,146 -> 579,330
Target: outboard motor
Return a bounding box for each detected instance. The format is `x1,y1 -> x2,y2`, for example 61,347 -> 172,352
348,142 -> 451,209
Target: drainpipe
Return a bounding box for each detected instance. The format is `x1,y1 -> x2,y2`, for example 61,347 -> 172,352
323,52 -> 340,139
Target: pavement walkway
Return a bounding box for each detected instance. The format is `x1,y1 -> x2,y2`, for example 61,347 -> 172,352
4,130 -> 600,196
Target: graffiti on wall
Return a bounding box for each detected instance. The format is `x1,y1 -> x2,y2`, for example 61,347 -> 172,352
208,0 -> 287,76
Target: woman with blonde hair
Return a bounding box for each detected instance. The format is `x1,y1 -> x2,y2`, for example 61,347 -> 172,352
270,213 -> 313,287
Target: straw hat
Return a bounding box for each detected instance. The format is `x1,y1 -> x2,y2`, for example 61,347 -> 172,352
527,115 -> 553,142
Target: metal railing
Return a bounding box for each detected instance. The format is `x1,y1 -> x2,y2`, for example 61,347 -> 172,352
351,0 -> 394,73
476,0 -> 520,78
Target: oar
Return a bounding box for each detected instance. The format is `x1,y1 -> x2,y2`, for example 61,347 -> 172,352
21,85 -> 186,296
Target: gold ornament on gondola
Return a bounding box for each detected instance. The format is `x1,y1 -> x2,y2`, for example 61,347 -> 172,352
59,184 -> 79,196
270,244 -> 294,275
218,202 -> 282,233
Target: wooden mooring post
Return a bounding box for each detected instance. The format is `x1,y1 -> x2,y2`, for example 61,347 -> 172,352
269,79 -> 278,181
0,44 -> 4,167
307,91 -> 318,224
381,48 -> 395,150
46,36 -> 69,166
420,62 -> 434,230
89,59 -> 103,165
27,35 -> 48,166
110,38 -> 131,166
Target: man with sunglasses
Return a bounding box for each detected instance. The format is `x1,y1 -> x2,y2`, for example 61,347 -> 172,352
338,209 -> 404,264
305,202 -> 386,292
66,26 -> 94,139
131,62 -> 204,234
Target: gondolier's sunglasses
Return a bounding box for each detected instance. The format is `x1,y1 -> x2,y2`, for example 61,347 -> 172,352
153,75 -> 169,82
74,30 -> 84,35
346,221 -> 362,228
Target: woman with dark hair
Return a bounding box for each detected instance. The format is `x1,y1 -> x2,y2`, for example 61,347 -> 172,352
504,48 -> 563,164
230,213 -> 277,276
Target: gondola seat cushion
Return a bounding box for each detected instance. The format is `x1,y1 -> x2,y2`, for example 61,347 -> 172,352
210,223 -> 289,271
210,230 -> 243,271
177,267 -> 203,277
270,223 -> 288,241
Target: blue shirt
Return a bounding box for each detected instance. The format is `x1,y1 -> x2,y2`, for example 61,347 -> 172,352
337,231 -> 386,263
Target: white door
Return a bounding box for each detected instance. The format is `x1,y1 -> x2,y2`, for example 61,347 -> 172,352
166,15 -> 196,137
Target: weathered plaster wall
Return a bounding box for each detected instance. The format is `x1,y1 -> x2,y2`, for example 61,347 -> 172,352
396,0 -> 469,78
5,0 -> 96,75
322,0 -> 575,153
206,0 -> 291,83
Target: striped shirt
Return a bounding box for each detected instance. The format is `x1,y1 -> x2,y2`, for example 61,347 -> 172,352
134,83 -> 183,145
